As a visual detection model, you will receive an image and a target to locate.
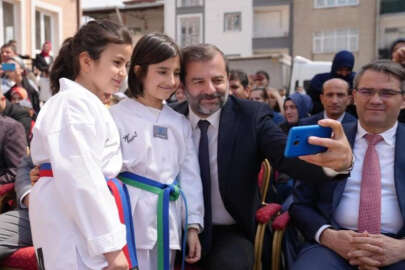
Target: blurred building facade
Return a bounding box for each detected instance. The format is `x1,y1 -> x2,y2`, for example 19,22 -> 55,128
378,0 -> 405,58
0,0 -> 80,58
292,0 -> 377,71
82,0 -> 164,44
164,0 -> 292,57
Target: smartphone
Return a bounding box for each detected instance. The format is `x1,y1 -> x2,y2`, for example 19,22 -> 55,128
1,63 -> 16,71
284,125 -> 332,158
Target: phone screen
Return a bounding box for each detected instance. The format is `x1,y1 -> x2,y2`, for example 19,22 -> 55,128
284,125 -> 332,158
1,63 -> 16,71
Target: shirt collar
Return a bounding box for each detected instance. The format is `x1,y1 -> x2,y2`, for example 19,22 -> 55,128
356,121 -> 397,146
188,106 -> 221,131
323,111 -> 345,122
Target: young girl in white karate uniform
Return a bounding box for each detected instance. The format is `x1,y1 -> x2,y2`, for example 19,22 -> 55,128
29,20 -> 132,270
109,33 -> 204,270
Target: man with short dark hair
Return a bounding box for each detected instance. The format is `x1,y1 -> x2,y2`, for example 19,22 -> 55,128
300,78 -> 356,125
173,43 -> 353,270
0,43 -> 17,63
291,60 -> 405,270
229,69 -> 250,99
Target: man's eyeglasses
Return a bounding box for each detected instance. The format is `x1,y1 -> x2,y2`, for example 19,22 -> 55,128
356,88 -> 404,99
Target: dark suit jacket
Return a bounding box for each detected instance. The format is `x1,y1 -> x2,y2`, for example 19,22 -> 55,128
34,53 -> 53,73
173,96 -> 333,241
299,111 -> 356,126
290,122 -> 405,241
0,115 -> 27,184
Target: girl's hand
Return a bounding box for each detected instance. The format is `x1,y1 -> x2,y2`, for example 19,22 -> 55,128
185,228 -> 201,264
103,250 -> 129,270
30,166 -> 40,185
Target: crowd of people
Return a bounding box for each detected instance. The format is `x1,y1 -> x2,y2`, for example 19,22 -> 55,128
0,19 -> 404,270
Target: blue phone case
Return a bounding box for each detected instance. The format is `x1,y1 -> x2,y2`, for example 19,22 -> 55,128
1,63 -> 16,71
284,125 -> 332,158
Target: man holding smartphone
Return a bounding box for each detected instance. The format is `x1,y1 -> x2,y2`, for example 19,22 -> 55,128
291,59 -> 405,270
173,43 -> 353,270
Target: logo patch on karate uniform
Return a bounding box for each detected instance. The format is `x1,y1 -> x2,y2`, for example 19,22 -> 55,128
153,125 -> 168,140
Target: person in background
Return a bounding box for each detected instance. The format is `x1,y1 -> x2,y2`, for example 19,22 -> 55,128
229,69 -> 250,99
280,92 -> 313,133
391,38 -> 405,123
0,106 -> 27,185
3,57 -> 40,114
279,88 -> 287,100
250,87 -> 285,125
33,41 -> 53,75
0,156 -> 33,259
308,50 -> 356,114
33,42 -> 53,105
267,88 -> 285,115
300,78 -> 356,125
0,86 -> 32,141
254,70 -> 270,88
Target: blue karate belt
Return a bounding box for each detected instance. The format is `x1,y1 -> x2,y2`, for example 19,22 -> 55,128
38,163 -> 139,270
118,171 -> 189,270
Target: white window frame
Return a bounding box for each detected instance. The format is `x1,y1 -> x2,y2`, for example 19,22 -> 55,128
0,0 -> 24,53
176,0 -> 203,8
224,12 -> 242,32
313,28 -> 359,54
177,14 -> 203,48
314,0 -> 359,9
31,0 -> 62,56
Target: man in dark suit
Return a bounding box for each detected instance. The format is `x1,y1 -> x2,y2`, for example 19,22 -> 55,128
300,78 -> 356,125
290,60 -> 405,270
0,109 -> 27,184
172,44 -> 353,270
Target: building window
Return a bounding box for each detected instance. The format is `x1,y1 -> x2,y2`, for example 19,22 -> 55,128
314,0 -> 359,8
313,29 -> 358,53
177,0 -> 203,7
382,27 -> 405,49
2,1 -> 16,44
224,12 -> 241,32
177,15 -> 202,47
35,10 -> 53,51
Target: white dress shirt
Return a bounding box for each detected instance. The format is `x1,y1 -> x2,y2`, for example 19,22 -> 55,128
323,111 -> 345,122
188,107 -> 236,225
316,121 -> 403,242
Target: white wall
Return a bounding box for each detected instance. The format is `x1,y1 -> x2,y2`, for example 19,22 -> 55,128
205,0 -> 252,57
379,13 -> 405,49
164,0 -> 176,40
164,0 -> 252,56
253,5 -> 289,38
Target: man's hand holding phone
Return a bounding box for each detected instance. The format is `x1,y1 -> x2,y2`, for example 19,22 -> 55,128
286,119 -> 353,172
